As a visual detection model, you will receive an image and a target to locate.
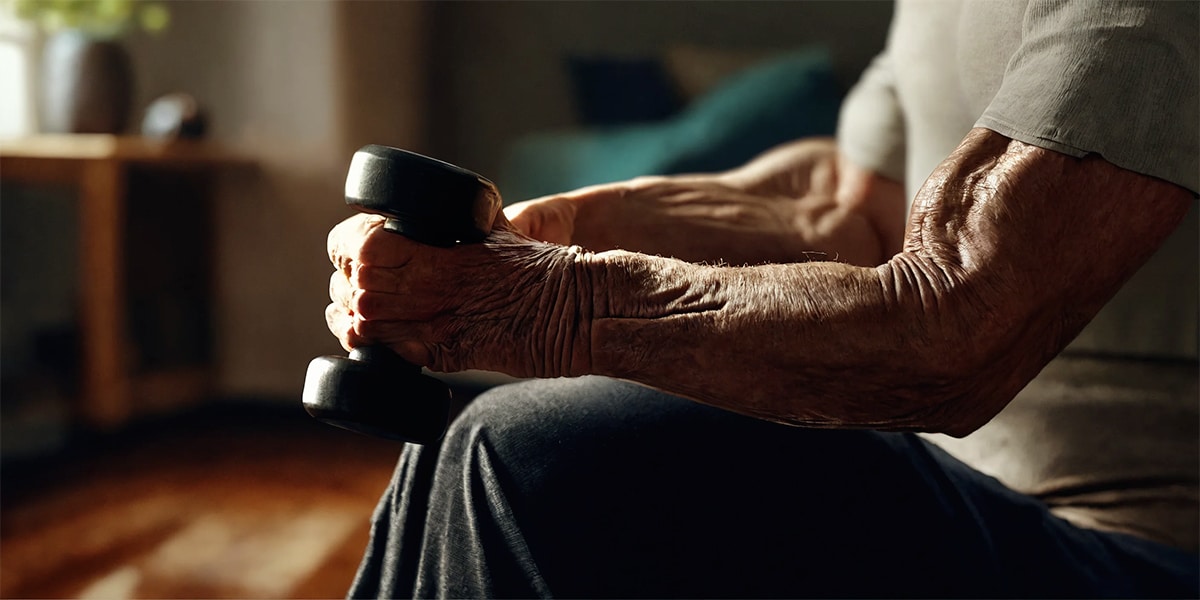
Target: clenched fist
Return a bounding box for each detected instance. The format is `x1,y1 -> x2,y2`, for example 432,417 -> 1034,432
324,211 -> 595,378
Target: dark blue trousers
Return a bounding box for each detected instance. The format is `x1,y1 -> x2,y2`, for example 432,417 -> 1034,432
349,376 -> 1199,598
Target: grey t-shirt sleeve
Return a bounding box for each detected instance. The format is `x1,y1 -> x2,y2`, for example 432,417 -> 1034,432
976,0 -> 1199,194
836,52 -> 907,183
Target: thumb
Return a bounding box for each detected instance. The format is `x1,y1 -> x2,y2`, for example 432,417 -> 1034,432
502,197 -> 576,245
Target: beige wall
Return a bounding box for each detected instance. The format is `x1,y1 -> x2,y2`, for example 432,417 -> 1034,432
125,0 -> 429,400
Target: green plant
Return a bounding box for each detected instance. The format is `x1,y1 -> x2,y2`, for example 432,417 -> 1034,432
7,0 -> 169,38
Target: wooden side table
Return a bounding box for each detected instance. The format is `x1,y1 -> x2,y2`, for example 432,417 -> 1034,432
0,135 -> 255,428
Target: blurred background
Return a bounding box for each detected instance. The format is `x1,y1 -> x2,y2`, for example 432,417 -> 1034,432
0,1 -> 892,597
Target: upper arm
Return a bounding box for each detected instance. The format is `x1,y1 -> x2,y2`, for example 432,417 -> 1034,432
976,0 -> 1198,196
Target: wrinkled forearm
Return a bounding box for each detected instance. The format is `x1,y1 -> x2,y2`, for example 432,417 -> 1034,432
580,250 -> 992,436
562,129 -> 1191,437
334,130 -> 1185,423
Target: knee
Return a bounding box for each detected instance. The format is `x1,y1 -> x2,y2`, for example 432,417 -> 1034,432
439,376 -> 670,486
447,377 -> 564,443
447,376 -> 640,442
433,378 -> 611,502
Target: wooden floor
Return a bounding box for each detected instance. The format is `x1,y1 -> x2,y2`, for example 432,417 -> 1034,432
1,403 -> 404,599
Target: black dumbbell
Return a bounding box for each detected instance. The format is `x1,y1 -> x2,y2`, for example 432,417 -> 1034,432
302,145 -> 502,443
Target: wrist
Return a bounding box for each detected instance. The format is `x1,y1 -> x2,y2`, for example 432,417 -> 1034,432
583,249 -> 726,380
528,243 -> 602,379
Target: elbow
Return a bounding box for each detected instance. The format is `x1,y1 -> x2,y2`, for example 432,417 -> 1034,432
923,394 -> 1007,438
884,365 -> 1017,439
892,341 -> 1029,439
923,321 -> 1060,438
875,254 -> 1034,438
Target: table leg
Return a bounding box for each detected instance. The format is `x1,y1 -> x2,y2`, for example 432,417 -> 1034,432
78,159 -> 130,428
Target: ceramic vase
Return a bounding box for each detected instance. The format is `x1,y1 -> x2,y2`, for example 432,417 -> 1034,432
39,30 -> 134,134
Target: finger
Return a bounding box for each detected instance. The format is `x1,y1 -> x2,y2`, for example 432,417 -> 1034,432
354,316 -> 435,342
328,299 -> 426,353
503,201 -> 539,236
333,266 -> 439,326
500,197 -> 573,244
350,263 -> 417,294
358,221 -> 418,267
350,260 -> 447,301
351,288 -> 441,322
353,318 -> 439,365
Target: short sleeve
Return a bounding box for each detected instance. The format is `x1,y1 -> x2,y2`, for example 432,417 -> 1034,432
976,0 -> 1199,194
837,53 -> 907,183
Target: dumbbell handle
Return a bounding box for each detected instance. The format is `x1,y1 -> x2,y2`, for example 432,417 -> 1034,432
302,146 -> 501,443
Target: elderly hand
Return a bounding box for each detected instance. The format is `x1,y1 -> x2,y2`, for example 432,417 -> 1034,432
324,211 -> 594,377
505,178 -> 828,266
504,138 -> 901,267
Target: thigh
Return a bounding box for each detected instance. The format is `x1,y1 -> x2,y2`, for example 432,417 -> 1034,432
465,378 -> 1000,597
362,376 -> 1199,599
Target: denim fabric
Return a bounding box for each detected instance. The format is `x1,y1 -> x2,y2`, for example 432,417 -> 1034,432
349,376 -> 1199,599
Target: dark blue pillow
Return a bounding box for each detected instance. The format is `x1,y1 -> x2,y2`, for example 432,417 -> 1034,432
567,56 -> 683,126
503,48 -> 842,202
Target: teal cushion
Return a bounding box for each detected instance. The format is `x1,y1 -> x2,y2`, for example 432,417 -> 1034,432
501,47 -> 842,202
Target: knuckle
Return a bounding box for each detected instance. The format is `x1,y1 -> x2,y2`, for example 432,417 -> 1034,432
329,215 -> 366,263
358,226 -> 402,265
350,263 -> 369,286
351,290 -> 379,319
358,231 -> 384,261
